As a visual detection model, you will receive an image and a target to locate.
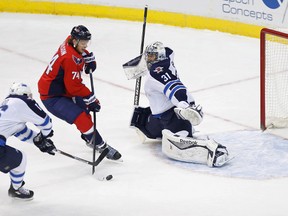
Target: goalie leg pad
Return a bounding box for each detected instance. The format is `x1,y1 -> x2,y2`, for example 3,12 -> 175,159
162,129 -> 230,167
162,129 -> 209,164
130,107 -> 161,140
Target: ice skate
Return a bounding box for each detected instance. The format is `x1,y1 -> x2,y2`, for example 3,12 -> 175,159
81,134 -> 122,161
97,142 -> 122,161
8,181 -> 34,200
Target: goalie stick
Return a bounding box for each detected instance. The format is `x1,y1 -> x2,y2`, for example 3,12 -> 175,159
133,5 -> 148,106
56,148 -> 109,166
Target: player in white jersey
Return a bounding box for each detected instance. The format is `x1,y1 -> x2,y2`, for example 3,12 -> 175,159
123,42 -> 231,167
0,82 -> 56,200
127,41 -> 203,139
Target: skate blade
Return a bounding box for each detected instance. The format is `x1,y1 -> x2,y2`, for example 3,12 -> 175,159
214,155 -> 235,167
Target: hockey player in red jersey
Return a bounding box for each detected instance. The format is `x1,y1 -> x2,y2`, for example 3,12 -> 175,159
38,25 -> 121,160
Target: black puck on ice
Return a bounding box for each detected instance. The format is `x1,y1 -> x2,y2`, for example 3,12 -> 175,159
106,175 -> 113,181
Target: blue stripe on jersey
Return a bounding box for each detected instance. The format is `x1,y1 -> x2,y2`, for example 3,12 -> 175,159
21,130 -> 34,142
35,115 -> 50,127
14,126 -> 28,137
163,79 -> 181,95
169,85 -> 186,100
163,79 -> 187,100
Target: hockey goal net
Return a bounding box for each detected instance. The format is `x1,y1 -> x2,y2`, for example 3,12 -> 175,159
260,28 -> 288,130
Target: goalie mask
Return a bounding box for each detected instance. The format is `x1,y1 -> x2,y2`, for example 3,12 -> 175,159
144,41 -> 166,69
9,82 -> 32,98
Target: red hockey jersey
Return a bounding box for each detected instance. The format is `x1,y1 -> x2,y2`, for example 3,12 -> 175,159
38,36 -> 91,100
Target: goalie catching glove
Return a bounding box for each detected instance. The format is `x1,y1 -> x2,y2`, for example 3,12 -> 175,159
174,101 -> 203,126
33,130 -> 56,155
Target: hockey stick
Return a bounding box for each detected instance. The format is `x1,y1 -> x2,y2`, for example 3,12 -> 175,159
133,5 -> 148,106
89,70 -> 97,175
56,148 -> 109,166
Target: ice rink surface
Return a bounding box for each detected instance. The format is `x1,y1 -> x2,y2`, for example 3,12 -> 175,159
0,12 -> 288,216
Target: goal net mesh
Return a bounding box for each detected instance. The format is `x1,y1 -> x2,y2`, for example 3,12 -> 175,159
261,28 -> 288,129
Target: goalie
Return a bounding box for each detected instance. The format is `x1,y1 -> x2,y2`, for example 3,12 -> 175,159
123,41 -> 230,167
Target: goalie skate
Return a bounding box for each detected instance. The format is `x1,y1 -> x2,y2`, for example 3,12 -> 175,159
208,143 -> 233,167
214,153 -> 234,167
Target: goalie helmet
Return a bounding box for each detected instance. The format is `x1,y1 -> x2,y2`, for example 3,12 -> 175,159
9,82 -> 32,98
71,25 -> 91,40
144,41 -> 166,68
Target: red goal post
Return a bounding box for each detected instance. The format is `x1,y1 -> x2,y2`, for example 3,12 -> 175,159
260,28 -> 288,130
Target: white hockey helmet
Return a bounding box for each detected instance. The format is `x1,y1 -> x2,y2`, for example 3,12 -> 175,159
9,82 -> 32,98
144,41 -> 166,68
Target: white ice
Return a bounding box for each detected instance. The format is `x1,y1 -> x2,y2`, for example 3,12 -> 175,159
0,13 -> 288,216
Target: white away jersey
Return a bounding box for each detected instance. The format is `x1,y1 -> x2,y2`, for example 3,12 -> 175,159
0,95 -> 52,144
144,47 -> 194,115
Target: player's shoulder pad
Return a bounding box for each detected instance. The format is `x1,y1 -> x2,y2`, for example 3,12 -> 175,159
149,60 -> 169,76
149,61 -> 177,84
149,47 -> 174,78
7,95 -> 47,118
7,95 -> 32,104
165,47 -> 173,57
67,47 -> 84,65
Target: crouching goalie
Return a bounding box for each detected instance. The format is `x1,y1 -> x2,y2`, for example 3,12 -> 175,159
123,41 -> 231,167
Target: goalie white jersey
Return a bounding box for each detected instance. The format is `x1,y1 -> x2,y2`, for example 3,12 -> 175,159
144,47 -> 194,115
0,95 -> 52,144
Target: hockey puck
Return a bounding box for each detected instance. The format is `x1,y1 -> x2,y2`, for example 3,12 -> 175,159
106,175 -> 113,181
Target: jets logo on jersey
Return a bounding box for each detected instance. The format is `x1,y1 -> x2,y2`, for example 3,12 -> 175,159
153,66 -> 163,73
72,55 -> 83,65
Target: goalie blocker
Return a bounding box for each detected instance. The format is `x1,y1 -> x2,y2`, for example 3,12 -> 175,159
162,129 -> 231,167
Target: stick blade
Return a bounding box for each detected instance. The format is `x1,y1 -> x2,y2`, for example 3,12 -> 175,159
92,148 -> 109,175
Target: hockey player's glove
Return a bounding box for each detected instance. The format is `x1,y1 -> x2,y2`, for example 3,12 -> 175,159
33,132 -> 56,155
83,93 -> 101,112
83,52 -> 96,74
